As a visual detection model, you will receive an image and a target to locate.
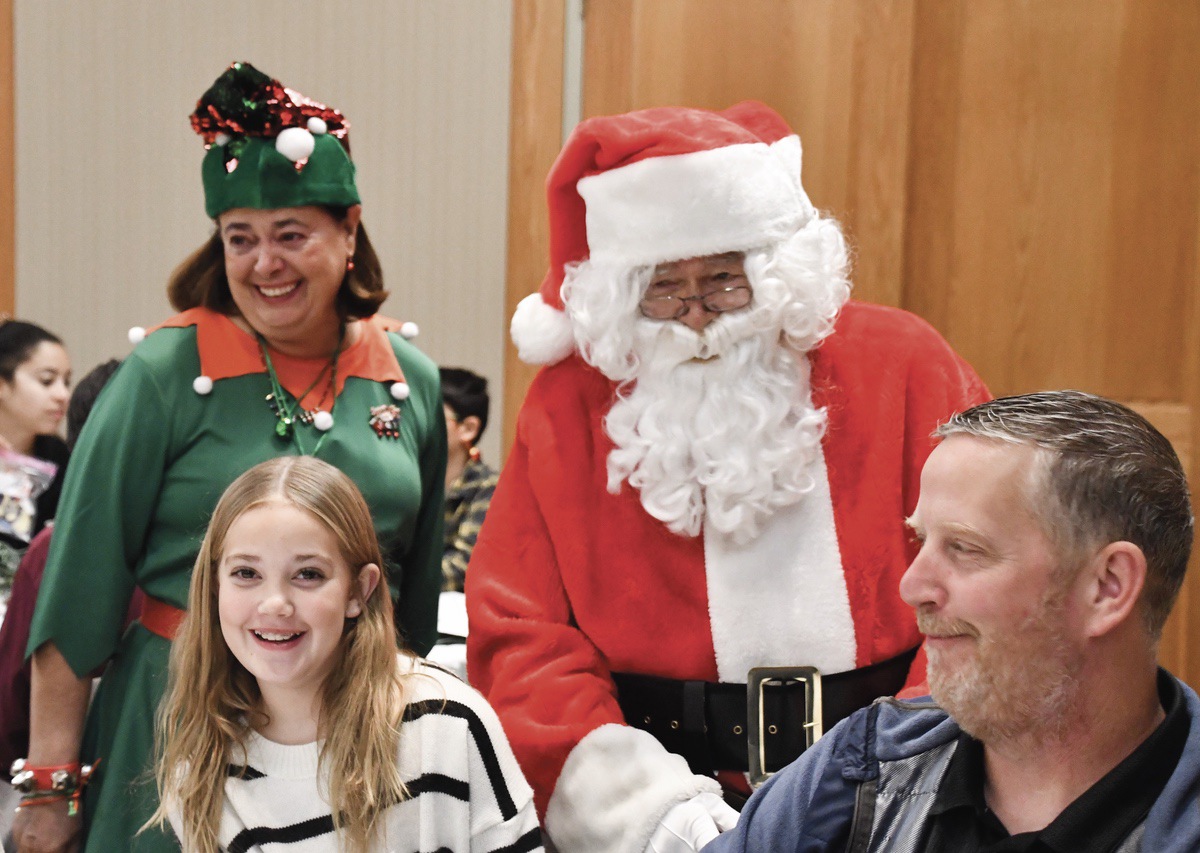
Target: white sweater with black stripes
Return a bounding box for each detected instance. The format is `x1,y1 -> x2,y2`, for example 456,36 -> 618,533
168,660 -> 542,853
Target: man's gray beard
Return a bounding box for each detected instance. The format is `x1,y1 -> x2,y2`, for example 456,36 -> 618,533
923,589 -> 1083,745
603,313 -> 827,544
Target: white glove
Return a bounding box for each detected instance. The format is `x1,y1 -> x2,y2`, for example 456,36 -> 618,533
645,792 -> 740,853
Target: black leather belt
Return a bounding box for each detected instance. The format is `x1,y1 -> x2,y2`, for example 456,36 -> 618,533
613,646 -> 918,785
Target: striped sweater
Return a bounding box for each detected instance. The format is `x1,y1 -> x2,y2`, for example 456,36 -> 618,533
169,660 -> 541,853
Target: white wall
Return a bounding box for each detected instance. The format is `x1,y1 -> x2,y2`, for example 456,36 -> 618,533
14,0 -> 512,463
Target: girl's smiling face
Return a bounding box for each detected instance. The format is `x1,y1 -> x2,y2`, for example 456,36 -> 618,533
217,500 -> 378,724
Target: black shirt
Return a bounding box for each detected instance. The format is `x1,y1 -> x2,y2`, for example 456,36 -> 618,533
923,670 -> 1188,853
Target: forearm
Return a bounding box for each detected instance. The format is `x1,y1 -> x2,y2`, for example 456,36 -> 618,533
27,643 -> 90,763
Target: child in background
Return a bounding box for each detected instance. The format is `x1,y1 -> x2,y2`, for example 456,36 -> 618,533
439,367 -> 499,594
148,456 -> 539,853
0,320 -> 71,600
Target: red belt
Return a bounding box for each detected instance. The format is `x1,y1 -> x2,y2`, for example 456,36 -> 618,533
139,594 -> 186,641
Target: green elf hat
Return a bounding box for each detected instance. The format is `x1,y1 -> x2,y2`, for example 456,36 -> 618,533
191,62 -> 360,219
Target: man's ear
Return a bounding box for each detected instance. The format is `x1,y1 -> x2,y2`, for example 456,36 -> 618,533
346,562 -> 382,618
1082,541 -> 1146,638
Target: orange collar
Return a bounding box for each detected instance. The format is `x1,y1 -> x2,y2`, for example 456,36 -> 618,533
151,308 -> 406,398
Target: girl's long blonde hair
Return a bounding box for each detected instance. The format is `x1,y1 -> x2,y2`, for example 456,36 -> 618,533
148,456 -> 413,853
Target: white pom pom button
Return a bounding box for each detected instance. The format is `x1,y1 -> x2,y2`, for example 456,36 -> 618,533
390,382 -> 410,401
399,321 -> 419,340
306,117 -> 328,135
215,132 -> 231,146
193,375 -> 213,396
128,326 -> 146,345
313,410 -> 334,431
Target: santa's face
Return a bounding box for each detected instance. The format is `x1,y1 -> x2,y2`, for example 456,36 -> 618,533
639,253 -> 752,333
562,230 -> 850,543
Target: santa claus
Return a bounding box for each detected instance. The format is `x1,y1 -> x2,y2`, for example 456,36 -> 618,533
467,102 -> 989,853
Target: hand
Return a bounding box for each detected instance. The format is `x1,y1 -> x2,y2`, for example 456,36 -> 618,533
645,792 -> 739,853
10,799 -> 82,853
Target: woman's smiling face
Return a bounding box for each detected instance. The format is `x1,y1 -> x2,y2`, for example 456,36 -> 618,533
218,205 -> 360,354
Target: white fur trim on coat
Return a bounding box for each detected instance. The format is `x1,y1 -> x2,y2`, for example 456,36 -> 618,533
510,292 -> 575,365
544,723 -> 721,853
577,137 -> 811,267
704,443 -> 857,680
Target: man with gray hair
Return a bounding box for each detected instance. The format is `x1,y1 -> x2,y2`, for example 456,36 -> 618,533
706,390 -> 1200,852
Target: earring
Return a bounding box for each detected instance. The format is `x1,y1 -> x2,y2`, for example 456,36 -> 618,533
346,600 -> 362,618
346,258 -> 355,272
469,446 -> 481,462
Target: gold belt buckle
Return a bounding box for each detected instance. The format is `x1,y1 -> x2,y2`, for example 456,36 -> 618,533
746,666 -> 823,788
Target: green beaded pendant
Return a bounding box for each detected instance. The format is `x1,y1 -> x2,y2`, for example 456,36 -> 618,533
275,418 -> 293,439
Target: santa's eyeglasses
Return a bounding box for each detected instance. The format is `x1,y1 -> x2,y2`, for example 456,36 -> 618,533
639,286 -> 752,321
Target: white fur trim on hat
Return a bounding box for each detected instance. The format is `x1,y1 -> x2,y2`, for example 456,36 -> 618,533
544,723 -> 721,853
578,137 -> 811,267
510,292 -> 575,365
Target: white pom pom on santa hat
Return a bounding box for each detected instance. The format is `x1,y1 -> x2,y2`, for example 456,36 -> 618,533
510,293 -> 575,366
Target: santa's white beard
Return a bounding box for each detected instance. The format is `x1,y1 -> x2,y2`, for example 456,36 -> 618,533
603,313 -> 827,544
561,219 -> 851,544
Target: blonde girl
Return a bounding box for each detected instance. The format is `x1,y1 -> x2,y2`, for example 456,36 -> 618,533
149,456 -> 539,853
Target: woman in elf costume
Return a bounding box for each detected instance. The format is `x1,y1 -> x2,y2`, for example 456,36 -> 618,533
11,63 -> 445,852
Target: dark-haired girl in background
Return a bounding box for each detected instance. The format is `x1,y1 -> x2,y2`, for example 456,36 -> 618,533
0,320 -> 70,597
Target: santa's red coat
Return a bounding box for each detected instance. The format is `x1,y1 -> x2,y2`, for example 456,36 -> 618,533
467,301 -> 989,841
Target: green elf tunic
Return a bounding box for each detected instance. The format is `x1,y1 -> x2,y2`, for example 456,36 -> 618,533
27,307 -> 446,852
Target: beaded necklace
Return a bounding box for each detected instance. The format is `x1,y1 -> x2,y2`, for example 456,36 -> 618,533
256,325 -> 344,456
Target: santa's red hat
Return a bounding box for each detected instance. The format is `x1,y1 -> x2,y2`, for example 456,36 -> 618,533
512,101 -> 818,365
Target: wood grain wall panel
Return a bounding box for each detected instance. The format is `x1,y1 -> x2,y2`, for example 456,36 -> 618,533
579,0 -> 633,118
0,0 -> 12,315
579,0 -> 916,307
502,0 -> 564,456
1173,124 -> 1200,693
906,3 -> 1122,395
1103,2 -> 1200,402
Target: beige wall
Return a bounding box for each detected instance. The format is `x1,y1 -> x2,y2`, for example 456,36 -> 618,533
14,0 -> 512,463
